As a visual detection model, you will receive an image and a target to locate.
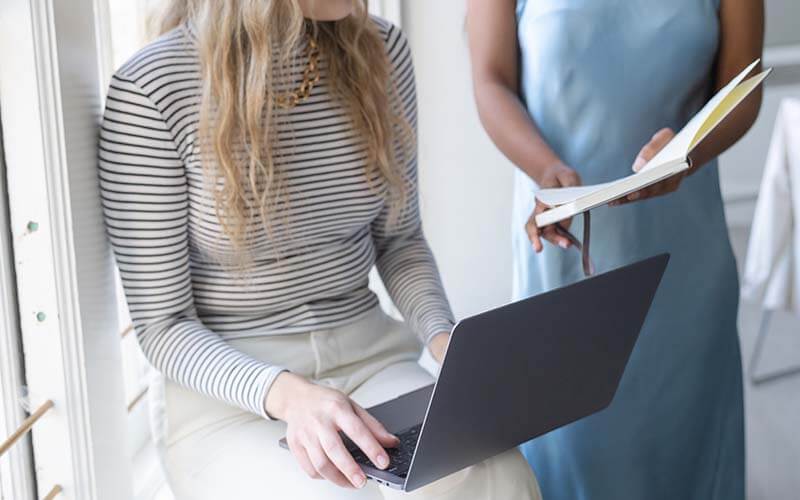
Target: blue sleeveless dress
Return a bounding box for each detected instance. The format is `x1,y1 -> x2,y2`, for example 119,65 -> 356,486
513,1 -> 744,499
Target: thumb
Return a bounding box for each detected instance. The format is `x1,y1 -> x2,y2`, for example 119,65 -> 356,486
556,168 -> 581,187
353,404 -> 398,447
632,155 -> 648,172
633,127 -> 674,172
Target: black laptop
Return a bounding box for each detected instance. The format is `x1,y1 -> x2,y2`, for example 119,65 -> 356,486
280,254 -> 669,491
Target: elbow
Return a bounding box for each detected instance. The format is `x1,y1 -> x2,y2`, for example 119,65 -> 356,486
736,87 -> 764,140
473,87 -> 492,131
472,76 -> 511,130
745,87 -> 764,131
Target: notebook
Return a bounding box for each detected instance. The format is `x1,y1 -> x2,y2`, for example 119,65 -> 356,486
534,59 -> 772,228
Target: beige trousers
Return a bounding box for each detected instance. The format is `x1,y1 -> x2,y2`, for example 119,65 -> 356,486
161,307 -> 541,499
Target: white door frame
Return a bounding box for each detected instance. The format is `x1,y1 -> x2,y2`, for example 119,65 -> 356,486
0,116 -> 36,500
0,1 -> 133,499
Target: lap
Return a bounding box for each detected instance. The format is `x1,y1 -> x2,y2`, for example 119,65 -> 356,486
165,412 -> 378,499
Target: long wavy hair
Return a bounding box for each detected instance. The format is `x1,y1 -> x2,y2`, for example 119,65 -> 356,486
153,0 -> 410,262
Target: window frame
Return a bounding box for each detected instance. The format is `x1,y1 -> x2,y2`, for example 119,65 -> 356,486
0,114 -> 36,500
0,1 -> 133,498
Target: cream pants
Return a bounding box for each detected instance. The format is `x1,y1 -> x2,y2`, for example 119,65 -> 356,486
160,307 -> 541,499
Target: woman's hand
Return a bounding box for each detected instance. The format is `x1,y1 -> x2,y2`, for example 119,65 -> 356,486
265,372 -> 399,489
428,332 -> 450,364
610,128 -> 686,206
526,162 -> 582,252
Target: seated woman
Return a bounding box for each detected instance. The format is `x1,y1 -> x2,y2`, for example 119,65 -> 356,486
98,0 -> 540,498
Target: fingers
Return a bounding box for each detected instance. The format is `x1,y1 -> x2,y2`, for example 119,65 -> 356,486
634,173 -> 684,201
337,410 -> 391,470
532,163 -> 580,251
285,387 -> 393,490
632,127 -> 675,172
527,205 -> 572,251
610,172 -> 686,206
541,224 -> 571,249
651,127 -> 675,147
288,436 -> 321,480
305,438 -> 354,488
525,211 -> 543,253
352,404 -> 399,448
319,428 -> 367,489
538,204 -> 573,248
612,188 -> 648,206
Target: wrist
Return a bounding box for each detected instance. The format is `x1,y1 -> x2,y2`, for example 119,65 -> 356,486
530,159 -> 569,186
264,371 -> 309,421
427,332 -> 450,364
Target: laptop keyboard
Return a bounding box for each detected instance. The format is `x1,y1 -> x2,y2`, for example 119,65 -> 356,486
345,423 -> 422,478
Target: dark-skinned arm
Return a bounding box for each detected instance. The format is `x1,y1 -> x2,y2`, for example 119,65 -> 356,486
616,0 -> 765,205
466,0 -> 579,251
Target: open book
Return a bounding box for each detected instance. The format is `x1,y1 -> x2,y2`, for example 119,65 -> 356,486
534,60 -> 772,228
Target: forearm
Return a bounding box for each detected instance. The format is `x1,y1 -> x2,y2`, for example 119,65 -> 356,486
467,0 -> 560,183
138,318 -> 285,418
689,0 -> 765,170
473,79 -> 562,183
375,230 -> 454,345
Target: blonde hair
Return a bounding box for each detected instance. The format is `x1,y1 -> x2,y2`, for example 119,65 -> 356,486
153,0 -> 410,261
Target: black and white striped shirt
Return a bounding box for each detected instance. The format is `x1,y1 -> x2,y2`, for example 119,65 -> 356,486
99,19 -> 454,418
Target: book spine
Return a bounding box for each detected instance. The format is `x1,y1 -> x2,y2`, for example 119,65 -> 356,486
535,204 -> 577,228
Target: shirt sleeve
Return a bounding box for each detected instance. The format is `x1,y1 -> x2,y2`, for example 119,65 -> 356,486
99,75 -> 284,419
371,26 -> 456,345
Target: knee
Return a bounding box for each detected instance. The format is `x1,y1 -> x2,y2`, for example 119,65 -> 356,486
483,449 -> 542,500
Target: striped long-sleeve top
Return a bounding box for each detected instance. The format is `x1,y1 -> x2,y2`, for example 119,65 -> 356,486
99,18 -> 454,419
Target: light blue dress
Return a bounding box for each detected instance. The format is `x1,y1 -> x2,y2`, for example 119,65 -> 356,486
513,1 -> 744,499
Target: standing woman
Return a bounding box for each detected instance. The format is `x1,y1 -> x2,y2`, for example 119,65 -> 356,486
99,0 -> 540,498
467,1 -> 763,499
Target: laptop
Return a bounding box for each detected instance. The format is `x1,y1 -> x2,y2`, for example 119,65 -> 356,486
280,253 -> 669,491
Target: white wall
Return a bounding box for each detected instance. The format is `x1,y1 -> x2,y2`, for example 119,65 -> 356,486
402,1 -> 517,319
765,0 -> 800,47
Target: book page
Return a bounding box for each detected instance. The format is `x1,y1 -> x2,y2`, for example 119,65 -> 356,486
689,69 -> 772,151
535,159 -> 686,207
535,161 -> 689,227
638,60 -> 761,174
535,183 -> 613,207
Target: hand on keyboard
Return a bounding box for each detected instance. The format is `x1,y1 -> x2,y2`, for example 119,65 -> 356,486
346,423 -> 422,478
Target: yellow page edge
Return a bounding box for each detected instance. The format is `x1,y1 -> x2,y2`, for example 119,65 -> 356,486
689,68 -> 772,151
641,59 -> 761,172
